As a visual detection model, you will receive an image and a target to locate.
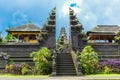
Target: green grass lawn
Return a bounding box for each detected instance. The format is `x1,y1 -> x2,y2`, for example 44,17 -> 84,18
0,74 -> 120,78
86,74 -> 120,76
0,74 -> 49,78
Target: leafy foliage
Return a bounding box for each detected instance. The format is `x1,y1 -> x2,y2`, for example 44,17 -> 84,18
100,60 -> 120,73
9,59 -> 15,65
114,31 -> 120,43
0,38 -> 2,43
56,38 -> 63,51
3,34 -> 16,43
80,45 -> 99,74
103,66 -> 111,74
114,35 -> 120,43
21,67 -> 28,75
30,47 -> 52,74
21,63 -> 29,75
5,62 -> 30,75
5,63 -> 22,74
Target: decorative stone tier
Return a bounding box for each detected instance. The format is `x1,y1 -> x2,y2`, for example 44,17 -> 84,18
90,43 -> 120,61
0,43 -> 41,69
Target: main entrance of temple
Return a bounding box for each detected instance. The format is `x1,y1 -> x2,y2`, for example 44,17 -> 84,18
51,8 -> 86,76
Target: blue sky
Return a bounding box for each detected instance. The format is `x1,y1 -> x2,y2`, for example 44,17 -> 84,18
0,0 -> 120,39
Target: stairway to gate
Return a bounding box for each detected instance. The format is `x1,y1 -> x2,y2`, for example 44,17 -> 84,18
56,53 -> 76,75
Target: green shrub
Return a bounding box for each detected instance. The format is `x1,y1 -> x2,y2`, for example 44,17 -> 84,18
5,59 -> 15,73
5,62 -> 30,75
21,63 -> 29,75
80,45 -> 99,74
103,66 -> 111,74
30,47 -> 52,75
9,59 -> 15,65
21,67 -> 28,75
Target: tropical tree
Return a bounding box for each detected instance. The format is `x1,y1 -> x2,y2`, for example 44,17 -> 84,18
0,31 -> 2,43
30,47 -> 52,74
114,30 -> 120,44
3,34 -> 16,42
80,45 -> 99,74
0,37 -> 2,43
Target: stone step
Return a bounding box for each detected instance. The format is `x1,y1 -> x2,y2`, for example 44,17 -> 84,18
14,62 -> 34,66
57,62 -> 73,64
57,66 -> 75,68
57,55 -> 71,57
57,64 -> 74,66
56,52 -> 76,75
97,52 -> 118,55
57,55 -> 72,57
10,58 -> 33,61
57,67 -> 75,69
99,59 -> 120,62
7,52 -> 31,57
57,58 -> 72,60
57,53 -> 71,55
57,60 -> 73,62
57,69 -> 76,71
99,55 -> 120,58
57,70 -> 76,73
57,58 -> 72,61
99,58 -> 120,60
57,58 -> 73,61
57,72 -> 76,75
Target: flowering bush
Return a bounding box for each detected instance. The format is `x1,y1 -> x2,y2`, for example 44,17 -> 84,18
100,60 -> 120,73
5,63 -> 30,75
5,63 -> 22,74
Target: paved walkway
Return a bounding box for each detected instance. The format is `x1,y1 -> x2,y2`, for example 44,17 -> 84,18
1,76 -> 120,80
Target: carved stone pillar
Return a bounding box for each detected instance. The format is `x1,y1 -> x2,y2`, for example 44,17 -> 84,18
51,50 -> 57,76
0,52 -> 10,69
76,51 -> 83,76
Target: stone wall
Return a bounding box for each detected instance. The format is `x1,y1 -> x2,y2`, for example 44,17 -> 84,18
89,43 -> 119,61
90,43 -> 118,55
0,43 -> 41,69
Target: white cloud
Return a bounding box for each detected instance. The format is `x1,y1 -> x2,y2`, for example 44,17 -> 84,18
69,0 -> 83,14
11,10 -> 28,26
71,7 -> 81,14
61,4 -> 69,17
58,0 -> 83,18
85,15 -> 89,20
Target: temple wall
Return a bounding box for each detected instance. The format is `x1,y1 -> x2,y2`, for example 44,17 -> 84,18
89,43 -> 119,61
90,43 -> 118,55
0,43 -> 41,69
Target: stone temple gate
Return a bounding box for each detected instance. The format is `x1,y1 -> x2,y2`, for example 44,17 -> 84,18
0,7 -> 120,76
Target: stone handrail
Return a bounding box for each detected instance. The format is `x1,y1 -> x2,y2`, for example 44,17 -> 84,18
51,50 -> 57,76
71,51 -> 83,76
0,52 -> 10,63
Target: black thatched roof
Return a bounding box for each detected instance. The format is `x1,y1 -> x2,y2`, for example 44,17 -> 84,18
6,23 -> 40,32
87,25 -> 120,35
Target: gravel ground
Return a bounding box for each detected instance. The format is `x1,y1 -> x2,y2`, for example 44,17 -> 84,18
1,76 -> 120,80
